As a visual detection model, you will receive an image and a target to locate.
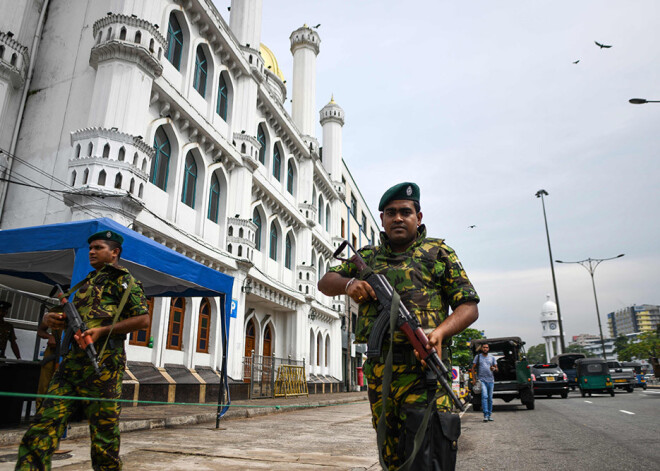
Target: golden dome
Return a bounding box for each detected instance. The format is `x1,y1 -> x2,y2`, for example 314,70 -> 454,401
260,43 -> 285,82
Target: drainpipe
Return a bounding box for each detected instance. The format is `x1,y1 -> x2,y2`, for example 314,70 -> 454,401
0,0 -> 51,224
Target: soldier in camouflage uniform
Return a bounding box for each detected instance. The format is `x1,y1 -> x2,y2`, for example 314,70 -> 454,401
0,301 -> 21,359
16,230 -> 149,471
319,182 -> 479,470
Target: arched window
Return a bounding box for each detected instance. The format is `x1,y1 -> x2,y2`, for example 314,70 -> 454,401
151,127 -> 170,191
0,45 -> 4,60
287,160 -> 294,194
70,170 -> 77,186
263,324 -> 273,357
114,172 -> 122,189
257,124 -> 266,164
10,53 -> 17,66
272,144 -> 281,180
208,173 -> 220,223
217,73 -> 229,120
120,27 -> 127,40
197,298 -> 211,353
118,147 -> 125,161
83,169 -> 89,184
269,222 -> 278,260
317,333 -> 322,366
102,143 -> 110,158
193,45 -> 207,97
167,297 -> 185,350
285,234 -> 293,269
318,194 -> 324,224
75,144 -> 81,158
181,152 -> 197,207
252,208 -> 262,251
87,142 -> 93,157
129,178 -> 135,193
325,335 -> 330,367
325,204 -> 330,231
98,170 -> 106,186
166,12 -> 183,70
134,30 -> 142,44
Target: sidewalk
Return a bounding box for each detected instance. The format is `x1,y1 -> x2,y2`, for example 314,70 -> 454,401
0,392 -> 369,448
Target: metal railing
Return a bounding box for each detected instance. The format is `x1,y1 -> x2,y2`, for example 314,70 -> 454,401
242,352 -> 305,399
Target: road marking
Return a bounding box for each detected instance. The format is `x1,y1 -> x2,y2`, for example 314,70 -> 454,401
584,400 -> 592,404
619,410 -> 635,415
644,390 -> 660,394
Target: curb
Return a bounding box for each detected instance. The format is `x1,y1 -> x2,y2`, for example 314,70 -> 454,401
0,395 -> 368,448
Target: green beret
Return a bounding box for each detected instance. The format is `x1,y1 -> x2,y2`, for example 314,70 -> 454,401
87,230 -> 124,245
378,182 -> 420,211
0,301 -> 11,310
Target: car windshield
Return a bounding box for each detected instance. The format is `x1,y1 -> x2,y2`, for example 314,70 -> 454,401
557,355 -> 584,370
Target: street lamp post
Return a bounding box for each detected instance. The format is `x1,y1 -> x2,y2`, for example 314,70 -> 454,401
535,189 -> 566,352
629,98 -> 660,104
555,254 -> 624,360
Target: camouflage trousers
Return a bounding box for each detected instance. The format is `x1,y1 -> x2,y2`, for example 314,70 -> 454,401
363,353 -> 452,471
16,345 -> 125,471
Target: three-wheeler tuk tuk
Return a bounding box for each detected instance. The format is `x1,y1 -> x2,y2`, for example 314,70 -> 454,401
575,358 -> 614,397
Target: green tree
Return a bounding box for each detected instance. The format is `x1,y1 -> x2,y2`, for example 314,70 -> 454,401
619,331 -> 660,377
451,328 -> 484,368
613,335 -> 630,360
526,343 -> 547,364
564,344 -> 595,357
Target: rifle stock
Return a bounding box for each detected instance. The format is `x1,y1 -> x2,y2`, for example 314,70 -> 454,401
55,284 -> 101,375
333,241 -> 464,411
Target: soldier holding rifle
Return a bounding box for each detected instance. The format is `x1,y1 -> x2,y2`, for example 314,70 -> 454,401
318,182 -> 479,470
16,230 -> 149,471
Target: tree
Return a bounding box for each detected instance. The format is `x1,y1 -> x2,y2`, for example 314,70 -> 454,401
451,328 -> 484,368
618,331 -> 660,377
526,343 -> 547,364
564,344 -> 595,357
613,335 -> 630,361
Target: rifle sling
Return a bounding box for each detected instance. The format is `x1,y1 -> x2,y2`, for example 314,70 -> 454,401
375,291 -> 437,471
98,277 -> 134,359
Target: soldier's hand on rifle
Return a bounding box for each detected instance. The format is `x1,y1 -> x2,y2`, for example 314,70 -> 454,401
44,311 -> 67,330
346,279 -> 376,304
77,327 -> 107,345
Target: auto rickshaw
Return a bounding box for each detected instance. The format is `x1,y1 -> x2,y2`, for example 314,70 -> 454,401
575,358 -> 614,397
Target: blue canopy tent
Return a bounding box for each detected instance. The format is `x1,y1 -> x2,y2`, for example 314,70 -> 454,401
0,217 -> 233,417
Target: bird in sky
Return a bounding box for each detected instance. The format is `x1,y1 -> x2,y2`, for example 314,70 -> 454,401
313,23 -> 321,29
595,41 -> 612,49
573,60 -> 580,64
468,225 -> 476,229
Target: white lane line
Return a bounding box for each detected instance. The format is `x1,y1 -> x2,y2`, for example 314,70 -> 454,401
619,410 -> 635,415
644,390 -> 660,394
584,400 -> 593,403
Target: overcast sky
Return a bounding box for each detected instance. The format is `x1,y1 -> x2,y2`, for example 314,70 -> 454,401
214,1 -> 660,348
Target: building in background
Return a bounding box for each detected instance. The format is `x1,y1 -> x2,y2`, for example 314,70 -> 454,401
570,333 -> 601,347
0,0 -> 378,399
608,304 -> 660,338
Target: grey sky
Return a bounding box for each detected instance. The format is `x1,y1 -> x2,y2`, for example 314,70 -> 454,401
215,1 -> 660,347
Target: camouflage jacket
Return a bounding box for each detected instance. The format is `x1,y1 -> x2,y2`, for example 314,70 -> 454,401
329,225 -> 479,344
73,263 -> 148,330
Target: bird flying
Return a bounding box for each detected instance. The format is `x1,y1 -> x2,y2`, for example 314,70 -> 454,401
594,41 -> 612,49
313,23 -> 321,29
468,225 -> 476,229
573,60 -> 580,64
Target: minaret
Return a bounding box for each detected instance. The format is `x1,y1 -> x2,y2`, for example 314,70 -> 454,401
290,25 -> 320,139
229,0 -> 263,48
320,96 -> 344,181
541,294 -> 562,362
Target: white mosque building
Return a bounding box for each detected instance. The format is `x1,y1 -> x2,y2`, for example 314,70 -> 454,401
540,295 -> 562,362
0,0 -> 378,399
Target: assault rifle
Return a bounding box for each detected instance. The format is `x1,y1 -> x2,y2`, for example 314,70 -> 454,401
55,284 -> 101,375
333,241 -> 464,411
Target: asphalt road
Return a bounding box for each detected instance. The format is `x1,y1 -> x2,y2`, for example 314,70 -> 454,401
458,388 -> 660,471
1,389 -> 658,470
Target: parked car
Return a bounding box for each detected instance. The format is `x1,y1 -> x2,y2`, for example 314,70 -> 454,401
530,363 -> 569,398
607,360 -> 635,392
469,337 -> 535,410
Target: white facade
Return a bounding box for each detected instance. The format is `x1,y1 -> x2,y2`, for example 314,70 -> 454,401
540,294 -> 562,362
0,0 -> 379,384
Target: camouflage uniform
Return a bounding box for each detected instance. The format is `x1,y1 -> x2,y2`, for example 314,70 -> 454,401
330,225 -> 479,470
16,264 -> 147,471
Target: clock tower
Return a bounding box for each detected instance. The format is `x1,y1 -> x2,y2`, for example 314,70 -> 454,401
541,294 -> 562,362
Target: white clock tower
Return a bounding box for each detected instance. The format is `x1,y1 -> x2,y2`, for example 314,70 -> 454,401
541,294 -> 562,362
